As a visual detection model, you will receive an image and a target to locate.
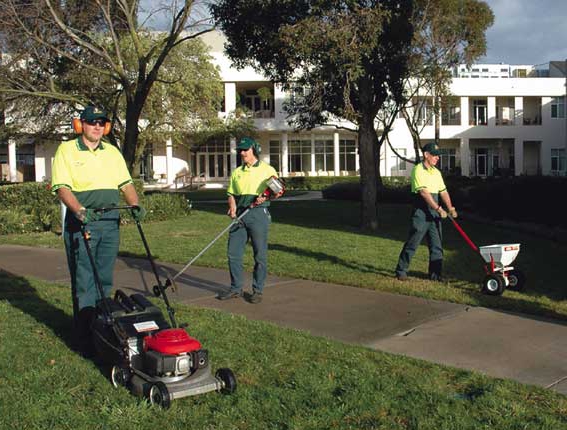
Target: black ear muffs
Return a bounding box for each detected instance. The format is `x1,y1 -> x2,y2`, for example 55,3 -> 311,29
72,118 -> 111,136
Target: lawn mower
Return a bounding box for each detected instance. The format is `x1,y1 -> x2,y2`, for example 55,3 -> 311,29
448,214 -> 526,296
81,206 -> 236,409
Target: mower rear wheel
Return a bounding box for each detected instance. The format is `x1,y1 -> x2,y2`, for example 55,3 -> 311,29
149,382 -> 171,409
507,269 -> 526,291
481,274 -> 505,296
110,365 -> 130,388
216,368 -> 237,394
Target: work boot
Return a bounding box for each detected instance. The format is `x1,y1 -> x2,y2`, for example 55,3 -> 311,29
217,290 -> 242,301
248,292 -> 263,304
396,273 -> 408,281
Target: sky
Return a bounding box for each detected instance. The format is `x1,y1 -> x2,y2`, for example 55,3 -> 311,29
140,0 -> 567,66
479,0 -> 567,65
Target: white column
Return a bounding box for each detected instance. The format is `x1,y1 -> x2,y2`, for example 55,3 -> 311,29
460,97 -> 469,127
487,96 -> 496,127
230,137 -> 237,171
310,133 -> 316,175
34,143 -> 47,182
460,138 -> 470,177
281,132 -> 289,177
514,138 -> 523,176
383,139 -> 389,177
273,84 -> 285,122
166,138 -> 174,185
355,137 -> 360,173
224,82 -> 236,114
333,132 -> 340,176
8,138 -> 17,182
514,96 -> 523,126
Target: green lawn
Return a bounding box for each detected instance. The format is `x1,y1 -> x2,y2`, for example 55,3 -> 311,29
3,200 -> 565,321
0,271 -> 565,429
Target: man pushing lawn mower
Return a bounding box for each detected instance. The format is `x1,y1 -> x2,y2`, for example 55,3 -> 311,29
395,142 -> 458,282
51,106 -> 145,357
217,137 -> 284,304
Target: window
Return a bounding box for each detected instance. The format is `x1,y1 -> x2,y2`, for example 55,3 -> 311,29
415,98 -> 433,126
339,139 -> 356,171
289,85 -> 311,104
442,99 -> 461,125
438,149 -> 456,173
288,139 -> 311,172
269,140 -> 281,173
551,97 -> 565,118
315,139 -> 334,171
390,148 -> 407,174
551,149 -> 566,175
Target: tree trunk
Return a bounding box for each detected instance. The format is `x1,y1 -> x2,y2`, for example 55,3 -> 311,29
358,115 -> 379,231
122,85 -> 153,176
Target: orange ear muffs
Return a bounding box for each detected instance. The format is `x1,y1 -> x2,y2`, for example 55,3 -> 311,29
72,118 -> 83,134
71,118 -> 112,136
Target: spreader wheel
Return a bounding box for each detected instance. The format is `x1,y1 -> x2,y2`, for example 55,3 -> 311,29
110,365 -> 130,388
507,269 -> 526,291
149,382 -> 171,409
215,368 -> 237,394
481,274 -> 505,296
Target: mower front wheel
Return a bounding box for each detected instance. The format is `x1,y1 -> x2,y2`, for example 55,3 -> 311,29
216,368 -> 237,394
149,381 -> 171,409
481,274 -> 505,296
507,269 -> 526,291
110,365 -> 130,388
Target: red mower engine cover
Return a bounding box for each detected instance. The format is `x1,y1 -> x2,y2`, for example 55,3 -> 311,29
144,328 -> 201,355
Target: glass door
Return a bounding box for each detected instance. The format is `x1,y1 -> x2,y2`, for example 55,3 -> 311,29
197,152 -> 230,179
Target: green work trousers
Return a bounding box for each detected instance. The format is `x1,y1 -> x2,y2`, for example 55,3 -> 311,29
227,206 -> 271,294
395,207 -> 443,278
64,218 -> 120,321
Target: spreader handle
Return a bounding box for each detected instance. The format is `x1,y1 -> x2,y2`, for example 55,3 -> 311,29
448,215 -> 479,252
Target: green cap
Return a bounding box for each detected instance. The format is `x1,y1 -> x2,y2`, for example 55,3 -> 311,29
422,142 -> 441,156
236,137 -> 257,151
80,106 -> 109,122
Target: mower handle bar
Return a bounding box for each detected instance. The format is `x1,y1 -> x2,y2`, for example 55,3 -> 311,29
94,205 -> 140,213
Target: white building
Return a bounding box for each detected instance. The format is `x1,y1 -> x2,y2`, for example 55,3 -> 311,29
1,33 -> 566,185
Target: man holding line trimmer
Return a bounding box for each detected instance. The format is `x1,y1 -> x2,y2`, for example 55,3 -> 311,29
217,137 -> 284,304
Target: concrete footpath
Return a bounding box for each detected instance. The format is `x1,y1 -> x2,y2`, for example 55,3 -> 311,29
1,244 -> 566,395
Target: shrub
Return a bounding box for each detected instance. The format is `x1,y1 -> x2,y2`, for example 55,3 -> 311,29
0,182 -> 61,233
0,181 -> 191,235
322,177 -> 411,203
119,192 -> 191,225
323,175 -> 567,228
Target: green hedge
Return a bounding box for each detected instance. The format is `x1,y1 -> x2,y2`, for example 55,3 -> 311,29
0,181 -> 191,235
0,182 -> 62,234
322,176 -> 567,228
283,176 -> 359,190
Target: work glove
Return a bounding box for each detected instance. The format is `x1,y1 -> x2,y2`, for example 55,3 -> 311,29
449,207 -> 458,218
436,206 -> 447,219
131,205 -> 147,222
76,207 -> 101,224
